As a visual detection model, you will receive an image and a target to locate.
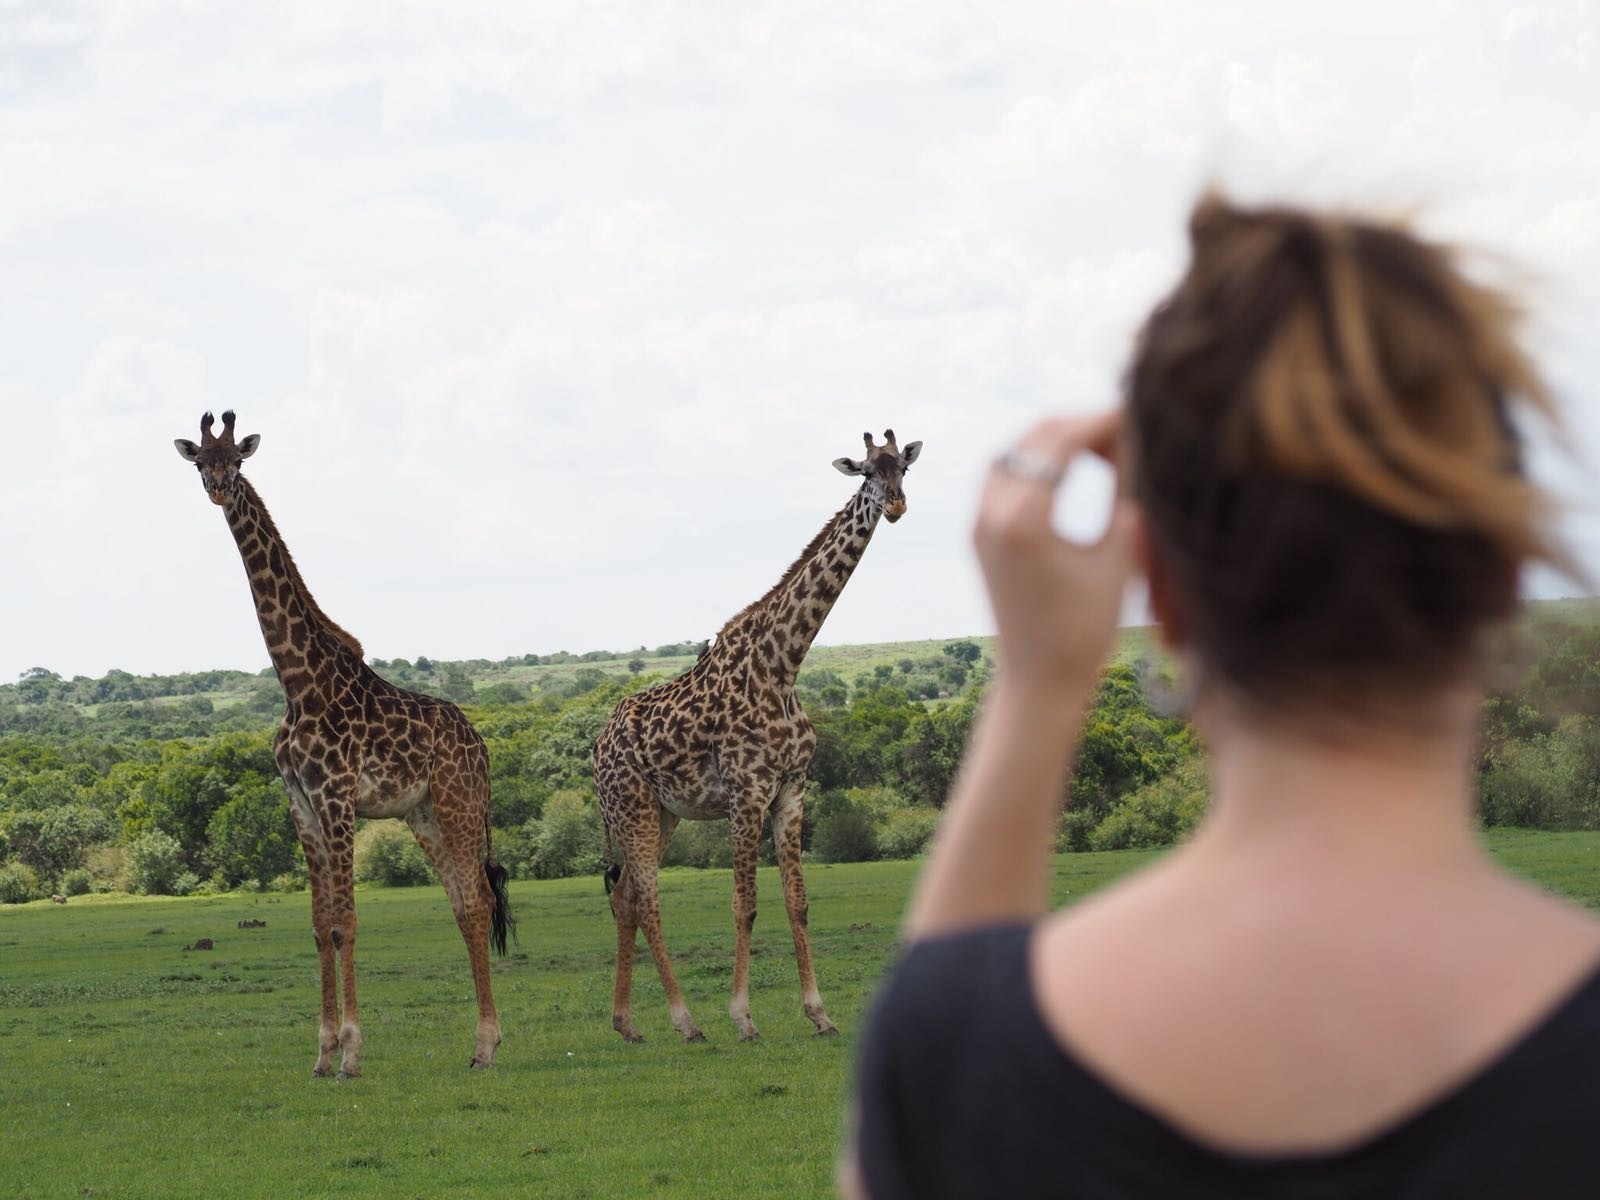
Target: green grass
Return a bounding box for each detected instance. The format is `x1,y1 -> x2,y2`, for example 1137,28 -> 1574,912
4,832 -> 1599,1198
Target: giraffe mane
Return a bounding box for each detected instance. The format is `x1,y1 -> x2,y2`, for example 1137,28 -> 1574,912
718,493 -> 856,636
237,478 -> 366,661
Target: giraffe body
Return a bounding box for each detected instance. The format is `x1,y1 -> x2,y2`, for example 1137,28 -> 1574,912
594,430 -> 921,1043
175,411 -> 512,1077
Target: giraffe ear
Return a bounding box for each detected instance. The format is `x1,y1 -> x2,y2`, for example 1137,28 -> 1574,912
174,439 -> 201,462
901,440 -> 922,465
237,433 -> 261,459
833,457 -> 865,476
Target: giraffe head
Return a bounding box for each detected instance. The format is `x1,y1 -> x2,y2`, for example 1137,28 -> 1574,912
173,410 -> 260,505
833,429 -> 922,523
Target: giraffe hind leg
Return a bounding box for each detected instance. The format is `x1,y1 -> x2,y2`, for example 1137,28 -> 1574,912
406,793 -> 502,1069
602,778 -> 701,1043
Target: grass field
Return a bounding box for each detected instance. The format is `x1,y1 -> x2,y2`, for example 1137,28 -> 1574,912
5,831 -> 1600,1199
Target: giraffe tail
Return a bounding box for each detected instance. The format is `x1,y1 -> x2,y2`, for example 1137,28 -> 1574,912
483,818 -> 517,956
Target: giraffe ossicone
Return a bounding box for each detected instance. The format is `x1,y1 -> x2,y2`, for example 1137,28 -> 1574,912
175,410 -> 514,1077
593,428 -> 923,1043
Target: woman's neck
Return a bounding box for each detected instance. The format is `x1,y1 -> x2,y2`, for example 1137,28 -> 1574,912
1183,688 -> 1488,875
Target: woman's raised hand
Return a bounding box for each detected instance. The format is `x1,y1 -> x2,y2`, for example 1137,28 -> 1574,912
974,411 -> 1139,693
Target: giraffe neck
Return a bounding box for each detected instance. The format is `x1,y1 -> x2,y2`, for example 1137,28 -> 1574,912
221,477 -> 364,700
718,487 -> 881,688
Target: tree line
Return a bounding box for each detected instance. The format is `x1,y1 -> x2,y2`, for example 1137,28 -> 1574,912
2,605 -> 1597,902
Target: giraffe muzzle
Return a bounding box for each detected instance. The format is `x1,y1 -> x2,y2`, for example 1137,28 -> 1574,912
884,500 -> 906,523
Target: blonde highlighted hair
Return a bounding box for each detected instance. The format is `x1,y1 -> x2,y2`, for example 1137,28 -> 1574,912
1127,192 -> 1563,705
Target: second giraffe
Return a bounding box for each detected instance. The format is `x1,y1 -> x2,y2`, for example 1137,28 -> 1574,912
593,429 -> 922,1043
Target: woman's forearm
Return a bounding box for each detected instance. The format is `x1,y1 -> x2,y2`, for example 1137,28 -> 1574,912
903,677 -> 1091,939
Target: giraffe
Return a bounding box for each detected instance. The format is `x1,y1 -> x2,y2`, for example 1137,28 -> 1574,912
593,429 -> 922,1043
173,410 -> 513,1077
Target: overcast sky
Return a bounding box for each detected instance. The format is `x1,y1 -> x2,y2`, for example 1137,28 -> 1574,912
2,0 -> 1597,682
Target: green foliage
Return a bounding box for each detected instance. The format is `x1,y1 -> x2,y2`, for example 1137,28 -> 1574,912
125,829 -> 187,895
60,866 -> 94,896
353,823 -> 434,888
875,806 -> 941,859
205,776 -> 300,889
523,789 -> 607,880
1,804 -> 115,883
0,861 -> 43,903
1088,758 -> 1210,851
662,820 -> 735,869
812,806 -> 878,863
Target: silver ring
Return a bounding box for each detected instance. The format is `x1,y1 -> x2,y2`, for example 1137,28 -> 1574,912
993,448 -> 1064,488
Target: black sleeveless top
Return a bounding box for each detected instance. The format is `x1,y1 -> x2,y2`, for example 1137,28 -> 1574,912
853,924 -> 1600,1198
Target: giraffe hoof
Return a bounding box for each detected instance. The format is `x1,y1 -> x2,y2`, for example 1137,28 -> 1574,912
737,1029 -> 761,1044
312,1065 -> 335,1079
469,1057 -> 495,1070
684,1030 -> 708,1044
337,1068 -> 361,1081
815,1024 -> 840,1038
621,1033 -> 645,1044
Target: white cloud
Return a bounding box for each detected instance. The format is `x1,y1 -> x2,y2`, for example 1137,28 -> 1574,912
1,0 -> 1597,679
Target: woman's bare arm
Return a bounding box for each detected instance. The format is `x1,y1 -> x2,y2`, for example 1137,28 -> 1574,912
903,413 -> 1135,940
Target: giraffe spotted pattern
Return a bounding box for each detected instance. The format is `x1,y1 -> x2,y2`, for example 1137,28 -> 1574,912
594,430 -> 922,1043
175,411 -> 513,1078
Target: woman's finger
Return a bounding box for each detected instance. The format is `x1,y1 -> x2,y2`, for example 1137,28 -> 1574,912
979,411 -> 1123,546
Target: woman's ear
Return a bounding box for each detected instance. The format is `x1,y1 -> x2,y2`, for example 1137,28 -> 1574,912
1140,517 -> 1189,652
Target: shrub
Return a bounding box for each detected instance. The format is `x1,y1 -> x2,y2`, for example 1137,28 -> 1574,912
875,807 -> 940,859
60,867 -> 94,897
525,789 -> 607,880
0,862 -> 43,904
1089,759 -> 1210,851
813,807 -> 877,863
491,825 -> 537,881
86,844 -> 125,892
269,870 -> 307,894
1056,806 -> 1099,853
353,823 -> 434,887
663,821 -> 734,869
126,830 -> 186,895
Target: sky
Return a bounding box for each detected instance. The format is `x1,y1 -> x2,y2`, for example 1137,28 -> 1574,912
1,0 -> 1597,682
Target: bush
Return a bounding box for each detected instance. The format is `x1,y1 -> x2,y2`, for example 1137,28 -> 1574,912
662,821 -> 734,869
1056,806 -> 1099,853
0,862 -> 43,904
875,807 -> 940,859
269,870 -> 307,894
1089,759 -> 1210,851
60,867 -> 94,897
86,845 -> 125,892
813,807 -> 878,863
126,830 -> 186,895
491,825 -> 537,881
525,789 -> 607,880
353,822 -> 435,887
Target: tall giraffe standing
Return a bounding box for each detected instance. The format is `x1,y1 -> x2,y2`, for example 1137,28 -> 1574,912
594,429 -> 922,1043
174,411 -> 513,1077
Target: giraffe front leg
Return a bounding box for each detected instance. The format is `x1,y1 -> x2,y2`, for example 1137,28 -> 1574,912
728,808 -> 762,1042
772,781 -> 836,1035
288,786 -> 342,1077
325,827 -> 363,1079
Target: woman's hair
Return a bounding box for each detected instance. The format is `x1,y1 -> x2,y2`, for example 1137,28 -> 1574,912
1126,191 -> 1564,710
